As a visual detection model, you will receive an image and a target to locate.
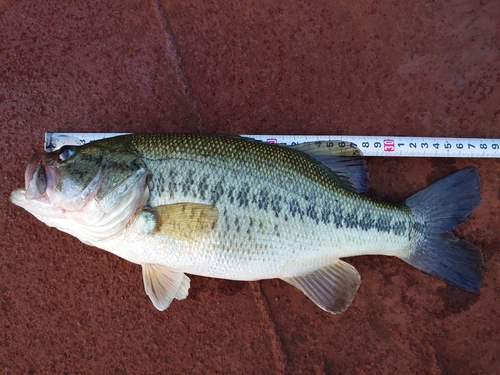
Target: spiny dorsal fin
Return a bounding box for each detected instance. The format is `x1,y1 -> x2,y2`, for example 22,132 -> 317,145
145,203 -> 219,241
281,259 -> 361,314
142,264 -> 190,310
289,141 -> 369,193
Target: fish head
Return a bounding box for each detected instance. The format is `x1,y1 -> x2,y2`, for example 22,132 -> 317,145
10,142 -> 150,244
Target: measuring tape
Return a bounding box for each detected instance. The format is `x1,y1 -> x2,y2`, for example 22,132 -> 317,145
44,132 -> 500,158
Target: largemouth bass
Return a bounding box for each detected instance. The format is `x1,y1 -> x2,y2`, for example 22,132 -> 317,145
10,134 -> 484,313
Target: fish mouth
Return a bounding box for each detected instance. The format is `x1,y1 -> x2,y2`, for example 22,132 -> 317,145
24,153 -> 61,201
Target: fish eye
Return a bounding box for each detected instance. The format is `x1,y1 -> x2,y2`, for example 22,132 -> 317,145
58,146 -> 76,162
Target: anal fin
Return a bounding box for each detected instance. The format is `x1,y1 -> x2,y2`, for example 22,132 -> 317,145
281,260 -> 361,314
142,264 -> 191,310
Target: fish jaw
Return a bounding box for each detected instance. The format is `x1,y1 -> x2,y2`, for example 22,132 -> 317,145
11,188 -> 66,223
10,188 -> 90,240
23,151 -> 101,212
10,150 -> 151,245
24,153 -> 62,202
12,151 -> 103,224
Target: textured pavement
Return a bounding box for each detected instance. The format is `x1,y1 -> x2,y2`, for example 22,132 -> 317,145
1,0 -> 500,374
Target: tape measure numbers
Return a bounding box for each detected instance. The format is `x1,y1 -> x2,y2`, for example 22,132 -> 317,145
44,132 -> 500,158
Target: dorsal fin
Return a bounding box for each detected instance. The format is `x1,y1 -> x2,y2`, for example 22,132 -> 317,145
289,141 -> 369,193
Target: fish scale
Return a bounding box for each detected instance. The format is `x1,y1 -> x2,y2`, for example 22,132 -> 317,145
11,133 -> 484,313
101,135 -> 413,277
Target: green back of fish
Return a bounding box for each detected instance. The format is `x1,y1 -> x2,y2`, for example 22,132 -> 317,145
100,133 -> 377,203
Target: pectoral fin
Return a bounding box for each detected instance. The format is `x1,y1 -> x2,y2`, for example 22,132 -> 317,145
281,259 -> 361,314
145,203 -> 219,241
142,263 -> 191,310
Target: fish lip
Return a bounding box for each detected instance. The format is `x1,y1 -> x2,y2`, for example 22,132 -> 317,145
44,164 -> 61,199
10,188 -> 28,206
24,153 -> 45,200
24,153 -> 61,201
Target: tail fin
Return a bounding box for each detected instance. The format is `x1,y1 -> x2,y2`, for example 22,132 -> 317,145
402,167 -> 484,291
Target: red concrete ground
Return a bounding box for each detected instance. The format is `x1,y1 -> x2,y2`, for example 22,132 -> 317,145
1,0 -> 499,373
